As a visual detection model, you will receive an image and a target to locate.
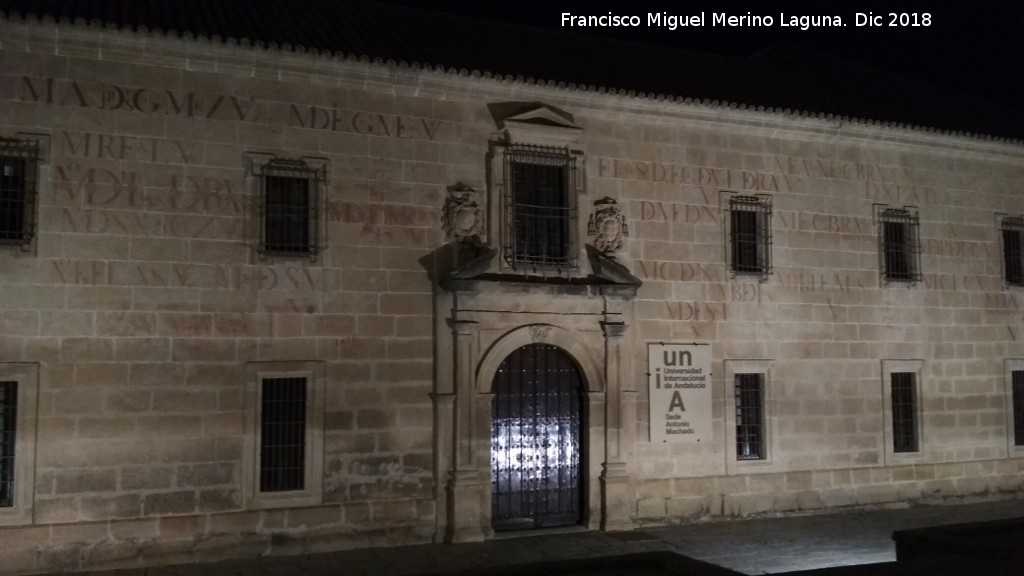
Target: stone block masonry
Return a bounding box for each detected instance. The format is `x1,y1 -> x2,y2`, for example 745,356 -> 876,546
1,9 -> 1024,575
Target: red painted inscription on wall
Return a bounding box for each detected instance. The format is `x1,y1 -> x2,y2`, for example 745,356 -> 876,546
769,157 -> 939,205
132,263 -> 185,287
61,209 -> 163,237
638,201 -> 719,224
920,238 -> 994,259
53,162 -> 245,217
62,131 -> 202,163
983,293 -> 1019,310
664,301 -> 728,322
52,161 -> 439,243
772,156 -> 913,184
168,175 -> 246,215
211,265 -> 323,291
707,282 -> 773,304
50,260 -> 110,285
920,274 -> 997,292
864,182 -> 940,205
776,211 -> 871,235
288,104 -> 439,141
597,158 -> 791,193
61,207 -> 243,241
165,216 -> 245,241
53,162 -> 143,207
325,200 -> 436,227
21,77 -> 254,121
636,260 -> 722,282
49,259 -> 329,292
776,272 -> 866,293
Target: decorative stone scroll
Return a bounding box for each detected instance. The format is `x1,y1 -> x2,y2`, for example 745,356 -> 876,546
588,197 -> 628,253
442,182 -> 483,242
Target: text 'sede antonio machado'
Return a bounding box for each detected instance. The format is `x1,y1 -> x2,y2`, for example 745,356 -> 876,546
561,12 -> 932,31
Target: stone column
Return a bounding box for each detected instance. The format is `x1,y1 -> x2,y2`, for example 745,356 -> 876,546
600,320 -> 634,531
445,319 -> 486,542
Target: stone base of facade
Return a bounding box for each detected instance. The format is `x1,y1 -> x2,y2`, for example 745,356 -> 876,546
1,510 -> 435,575
4,460 -> 1023,574
634,459 -> 1024,523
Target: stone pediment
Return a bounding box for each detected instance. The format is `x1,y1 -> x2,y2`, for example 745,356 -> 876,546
489,102 -> 583,144
501,103 -> 581,130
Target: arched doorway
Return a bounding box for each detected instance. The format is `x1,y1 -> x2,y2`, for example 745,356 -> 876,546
490,344 -> 585,531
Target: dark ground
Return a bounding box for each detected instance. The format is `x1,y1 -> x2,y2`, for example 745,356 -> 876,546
64,498 -> 1024,576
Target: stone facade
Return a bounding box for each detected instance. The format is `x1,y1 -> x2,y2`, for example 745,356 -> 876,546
1,14 -> 1024,575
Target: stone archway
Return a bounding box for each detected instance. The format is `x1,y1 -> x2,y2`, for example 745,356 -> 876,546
435,247 -> 642,542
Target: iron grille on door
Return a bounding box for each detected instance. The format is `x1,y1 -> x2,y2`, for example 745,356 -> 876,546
491,344 -> 583,531
260,377 -> 307,492
0,381 -> 16,507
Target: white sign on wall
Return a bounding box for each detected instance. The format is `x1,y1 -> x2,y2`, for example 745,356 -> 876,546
649,343 -> 712,443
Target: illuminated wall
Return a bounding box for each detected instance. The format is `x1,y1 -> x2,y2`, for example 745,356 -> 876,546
1,13 -> 1023,574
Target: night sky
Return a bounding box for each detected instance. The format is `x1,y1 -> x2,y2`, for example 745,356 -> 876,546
379,0 -> 1024,115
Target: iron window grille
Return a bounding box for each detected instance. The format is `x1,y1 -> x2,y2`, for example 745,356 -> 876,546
0,138 -> 39,248
259,377 -> 307,493
256,159 -> 323,259
503,144 -> 578,270
728,195 -> 773,278
878,207 -> 921,284
735,373 -> 765,460
1001,217 -> 1024,287
0,381 -> 16,508
1013,370 -> 1024,447
891,372 -> 918,453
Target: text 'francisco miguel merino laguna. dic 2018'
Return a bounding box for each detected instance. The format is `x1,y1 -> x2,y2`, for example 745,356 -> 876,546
559,12 -> 932,31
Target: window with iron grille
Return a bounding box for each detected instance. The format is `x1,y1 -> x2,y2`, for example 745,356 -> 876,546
0,381 -> 16,508
1013,370 -> 1024,447
0,364 -> 37,526
244,362 -> 323,509
891,372 -> 918,453
728,195 -> 772,277
503,145 -> 577,270
0,139 -> 39,248
878,207 -> 921,284
255,158 -> 323,259
1002,217 -> 1024,287
260,377 -> 307,493
735,373 -> 765,460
